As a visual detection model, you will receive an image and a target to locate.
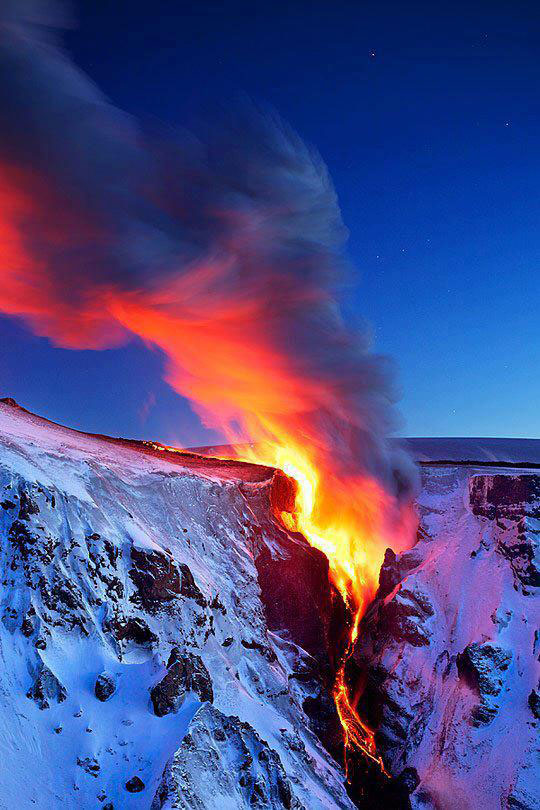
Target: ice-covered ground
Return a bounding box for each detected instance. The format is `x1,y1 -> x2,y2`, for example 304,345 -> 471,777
354,463 -> 540,809
0,399 -> 538,809
0,400 -> 352,809
404,436 -> 540,465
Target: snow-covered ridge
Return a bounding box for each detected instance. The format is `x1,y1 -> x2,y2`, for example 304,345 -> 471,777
0,398 -> 353,809
5,396 -> 538,470
0,398 -> 275,487
352,463 -> 540,810
403,436 -> 540,466
1,398 -> 539,810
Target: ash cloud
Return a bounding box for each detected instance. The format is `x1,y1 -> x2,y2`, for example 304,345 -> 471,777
0,1 -> 416,498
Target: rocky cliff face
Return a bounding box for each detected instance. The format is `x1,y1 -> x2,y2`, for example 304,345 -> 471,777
0,400 -> 353,809
352,465 -> 540,810
2,400 -> 539,810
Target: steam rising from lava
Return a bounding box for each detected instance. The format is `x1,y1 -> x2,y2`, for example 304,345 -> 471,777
0,2 -> 416,614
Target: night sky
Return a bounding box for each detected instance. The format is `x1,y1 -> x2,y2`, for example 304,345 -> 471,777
2,0 -> 540,442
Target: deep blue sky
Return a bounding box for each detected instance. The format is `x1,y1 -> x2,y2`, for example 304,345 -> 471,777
2,0 -> 540,441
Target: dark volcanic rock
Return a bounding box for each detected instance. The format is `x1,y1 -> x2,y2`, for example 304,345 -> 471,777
129,547 -> 180,610
27,663 -> 67,710
268,469 -> 298,518
18,488 -> 40,521
178,563 -> 207,606
470,476 -> 540,590
378,547 -> 424,599
240,637 -> 276,662
77,757 -> 100,777
110,616 -> 157,647
125,776 -> 145,793
8,520 -> 38,561
457,642 -> 512,695
378,587 -> 434,648
528,686 -> 540,719
245,474 -> 352,763
470,475 -> 540,520
21,615 -> 35,637
457,641 -> 513,725
499,518 -> 540,590
94,672 -> 116,702
301,687 -> 343,762
129,548 -> 206,611
253,531 -> 349,670
151,649 -> 213,716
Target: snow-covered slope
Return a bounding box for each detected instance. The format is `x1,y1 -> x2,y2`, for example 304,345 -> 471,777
0,400 -> 353,809
404,437 -> 540,466
2,400 -> 539,810
353,463 -> 540,810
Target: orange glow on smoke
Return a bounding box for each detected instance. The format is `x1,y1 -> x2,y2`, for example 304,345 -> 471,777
106,282 -> 413,772
0,164 -> 415,773
106,280 -> 409,606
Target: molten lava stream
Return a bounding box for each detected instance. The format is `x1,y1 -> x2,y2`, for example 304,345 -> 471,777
159,434 -> 393,776
333,609 -> 389,779
232,442 -> 392,779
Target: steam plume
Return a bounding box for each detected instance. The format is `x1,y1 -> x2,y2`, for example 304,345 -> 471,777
0,2 -> 415,513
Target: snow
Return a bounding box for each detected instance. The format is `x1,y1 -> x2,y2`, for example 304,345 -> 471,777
404,436 -> 540,465
2,398 -> 538,808
355,462 -> 540,809
0,400 -> 352,809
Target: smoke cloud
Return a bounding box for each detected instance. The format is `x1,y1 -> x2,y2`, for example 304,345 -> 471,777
0,1 -> 415,505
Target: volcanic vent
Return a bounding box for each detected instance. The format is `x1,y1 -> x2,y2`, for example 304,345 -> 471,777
0,398 -> 364,808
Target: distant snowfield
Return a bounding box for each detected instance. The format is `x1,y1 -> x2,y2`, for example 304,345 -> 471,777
192,437 -> 540,468
403,436 -> 540,465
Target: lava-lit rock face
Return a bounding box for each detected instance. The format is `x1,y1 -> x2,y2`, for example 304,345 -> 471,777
0,401 -> 353,810
352,466 -> 540,810
3,400 -> 540,810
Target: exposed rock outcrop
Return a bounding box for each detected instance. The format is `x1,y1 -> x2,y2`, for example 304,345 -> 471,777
244,475 -> 351,760
352,467 -> 540,809
151,649 -> 213,716
0,399 -> 352,809
470,474 -> 540,590
26,661 -> 67,710
125,776 -> 145,793
94,672 -> 116,702
152,705 -> 304,810
457,642 -> 512,725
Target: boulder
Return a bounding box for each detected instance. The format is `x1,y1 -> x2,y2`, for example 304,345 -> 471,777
151,650 -> 213,717
26,663 -> 67,710
94,672 -> 116,702
125,776 -> 145,793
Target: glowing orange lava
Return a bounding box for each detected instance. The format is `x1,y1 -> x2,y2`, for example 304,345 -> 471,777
105,287 -> 415,774
0,169 -> 415,774
227,440 -> 405,776
333,611 -> 389,778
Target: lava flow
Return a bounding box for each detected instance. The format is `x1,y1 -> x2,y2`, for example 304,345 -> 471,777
0,15 -> 417,774
232,439 -> 402,776
333,613 -> 389,778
